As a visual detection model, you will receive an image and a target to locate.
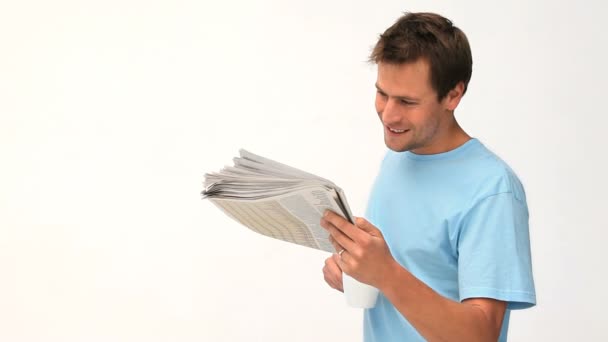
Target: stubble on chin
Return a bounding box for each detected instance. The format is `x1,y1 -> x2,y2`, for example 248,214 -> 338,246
384,134 -> 418,152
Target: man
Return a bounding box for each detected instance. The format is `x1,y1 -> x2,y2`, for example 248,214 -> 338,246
320,12 -> 536,341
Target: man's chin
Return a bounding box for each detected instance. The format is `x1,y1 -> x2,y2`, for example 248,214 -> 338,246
387,146 -> 410,152
384,138 -> 412,152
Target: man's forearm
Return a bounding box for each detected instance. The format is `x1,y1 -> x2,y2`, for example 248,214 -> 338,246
378,260 -> 502,342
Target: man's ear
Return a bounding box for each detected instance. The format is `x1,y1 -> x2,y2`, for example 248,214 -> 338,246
443,82 -> 465,111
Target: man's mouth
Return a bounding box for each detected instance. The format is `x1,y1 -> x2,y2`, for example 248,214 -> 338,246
386,126 -> 409,134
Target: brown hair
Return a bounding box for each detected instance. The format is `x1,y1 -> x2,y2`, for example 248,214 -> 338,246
369,12 -> 473,100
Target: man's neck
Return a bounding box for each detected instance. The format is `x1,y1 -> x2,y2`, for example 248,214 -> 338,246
411,119 -> 471,155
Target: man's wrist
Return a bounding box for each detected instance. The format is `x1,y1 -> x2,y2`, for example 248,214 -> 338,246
377,258 -> 408,295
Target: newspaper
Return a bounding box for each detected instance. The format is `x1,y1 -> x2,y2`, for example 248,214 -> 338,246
202,149 -> 354,253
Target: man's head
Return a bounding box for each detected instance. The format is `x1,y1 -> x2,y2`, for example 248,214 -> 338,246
370,12 -> 473,153
370,12 -> 472,101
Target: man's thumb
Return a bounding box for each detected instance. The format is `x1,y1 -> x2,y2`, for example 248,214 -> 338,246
355,216 -> 381,236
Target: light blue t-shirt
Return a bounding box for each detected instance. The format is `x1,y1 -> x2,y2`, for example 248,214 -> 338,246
363,138 -> 536,342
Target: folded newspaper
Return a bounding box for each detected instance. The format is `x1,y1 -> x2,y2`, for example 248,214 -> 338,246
202,149 -> 354,253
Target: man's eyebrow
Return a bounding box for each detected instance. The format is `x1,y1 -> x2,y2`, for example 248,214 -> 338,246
374,83 -> 387,94
374,83 -> 419,102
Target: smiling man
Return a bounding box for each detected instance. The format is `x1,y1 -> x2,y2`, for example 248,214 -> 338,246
320,12 -> 536,341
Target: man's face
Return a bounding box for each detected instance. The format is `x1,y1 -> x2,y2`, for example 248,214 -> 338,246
375,59 -> 452,154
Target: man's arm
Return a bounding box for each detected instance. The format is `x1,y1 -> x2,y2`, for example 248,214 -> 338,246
321,211 -> 506,342
381,260 -> 506,342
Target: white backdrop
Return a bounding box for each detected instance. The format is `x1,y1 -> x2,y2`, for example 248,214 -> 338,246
1,1 -> 607,341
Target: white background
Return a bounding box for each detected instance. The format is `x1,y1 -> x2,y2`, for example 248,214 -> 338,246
1,0 -> 606,341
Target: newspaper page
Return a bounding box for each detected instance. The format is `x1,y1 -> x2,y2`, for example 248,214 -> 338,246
203,150 -> 355,253
210,186 -> 349,252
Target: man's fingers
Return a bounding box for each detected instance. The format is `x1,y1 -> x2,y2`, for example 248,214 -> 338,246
329,234 -> 343,253
324,210 -> 366,243
323,266 -> 341,291
321,217 -> 356,252
323,256 -> 344,292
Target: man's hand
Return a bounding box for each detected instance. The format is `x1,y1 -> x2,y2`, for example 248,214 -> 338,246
320,210 -> 397,289
320,210 -> 507,341
322,253 -> 344,292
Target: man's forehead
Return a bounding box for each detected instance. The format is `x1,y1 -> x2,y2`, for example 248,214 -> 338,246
376,60 -> 433,97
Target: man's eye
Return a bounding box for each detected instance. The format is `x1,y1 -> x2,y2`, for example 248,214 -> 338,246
377,91 -> 387,97
401,99 -> 416,105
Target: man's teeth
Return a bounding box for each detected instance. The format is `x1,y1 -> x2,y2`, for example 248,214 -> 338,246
389,128 -> 406,133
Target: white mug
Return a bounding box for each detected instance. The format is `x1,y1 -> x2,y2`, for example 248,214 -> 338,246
343,273 -> 380,308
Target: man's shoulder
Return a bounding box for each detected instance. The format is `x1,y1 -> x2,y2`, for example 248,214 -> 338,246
375,140 -> 527,203
464,141 -> 527,204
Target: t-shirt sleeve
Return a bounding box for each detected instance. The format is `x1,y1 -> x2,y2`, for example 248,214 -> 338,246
457,192 -> 536,310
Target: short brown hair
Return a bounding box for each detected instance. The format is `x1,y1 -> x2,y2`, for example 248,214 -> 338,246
369,12 -> 473,100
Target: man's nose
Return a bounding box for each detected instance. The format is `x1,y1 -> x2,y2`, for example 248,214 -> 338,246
381,98 -> 401,123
